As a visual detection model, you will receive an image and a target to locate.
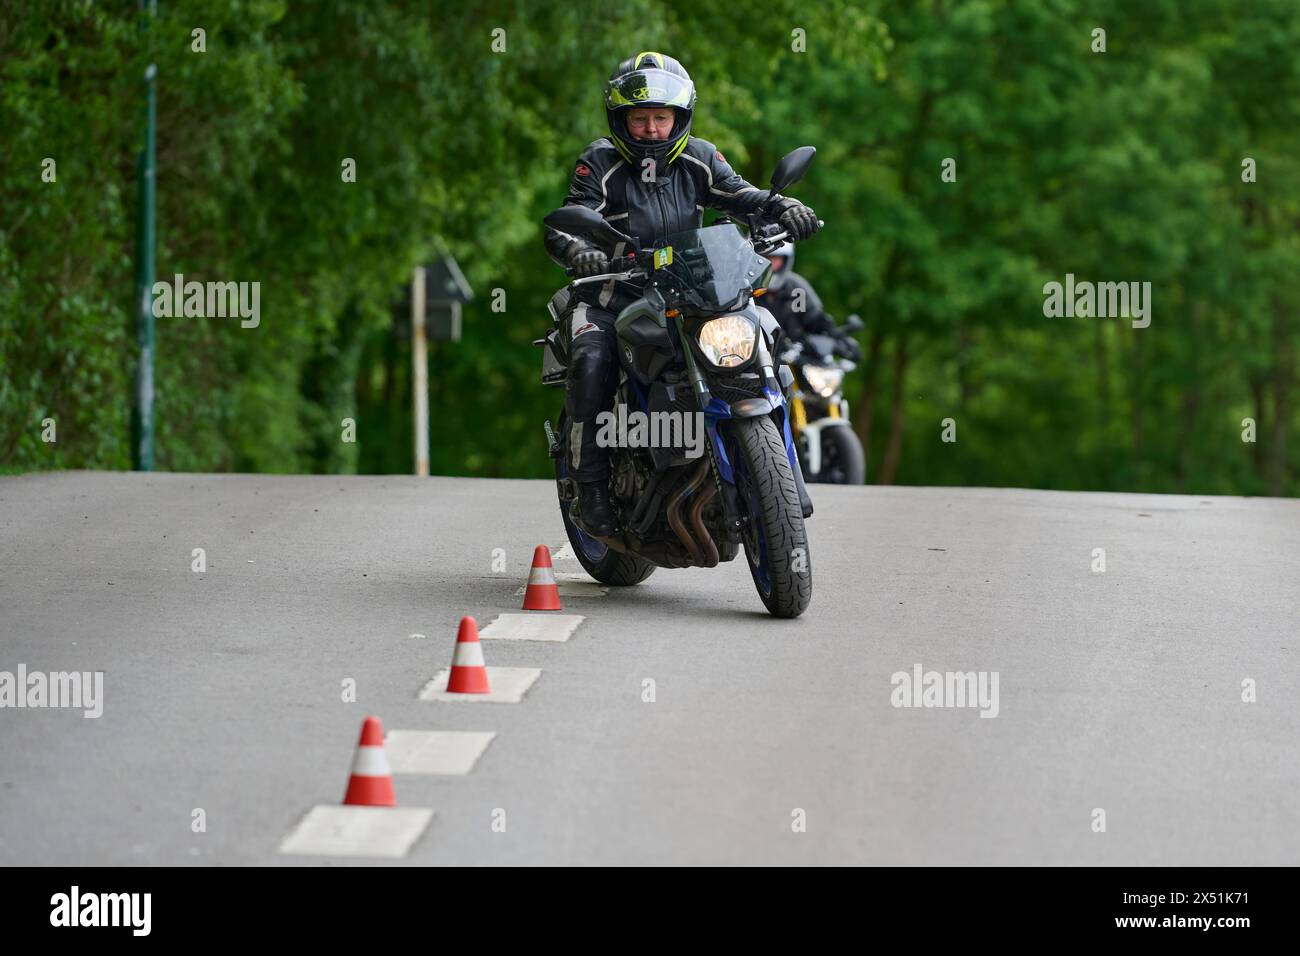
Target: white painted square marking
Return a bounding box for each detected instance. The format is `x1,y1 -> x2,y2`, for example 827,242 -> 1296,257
385,730 -> 495,775
479,612 -> 584,643
278,805 -> 433,858
553,542 -> 576,561
418,666 -> 542,703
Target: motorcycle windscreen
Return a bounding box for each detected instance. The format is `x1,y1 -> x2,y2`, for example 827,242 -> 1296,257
650,224 -> 768,312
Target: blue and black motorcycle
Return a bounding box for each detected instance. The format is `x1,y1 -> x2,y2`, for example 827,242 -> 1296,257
536,148 -> 820,617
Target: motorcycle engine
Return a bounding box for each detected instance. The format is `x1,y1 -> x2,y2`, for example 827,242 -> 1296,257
611,448 -> 648,503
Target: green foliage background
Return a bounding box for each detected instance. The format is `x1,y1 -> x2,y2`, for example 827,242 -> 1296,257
2,0 -> 1297,495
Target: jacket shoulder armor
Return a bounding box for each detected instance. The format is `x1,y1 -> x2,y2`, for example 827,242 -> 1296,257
576,138 -> 621,170
682,136 -> 718,159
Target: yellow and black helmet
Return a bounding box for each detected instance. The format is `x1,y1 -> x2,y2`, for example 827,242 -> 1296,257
604,51 -> 696,167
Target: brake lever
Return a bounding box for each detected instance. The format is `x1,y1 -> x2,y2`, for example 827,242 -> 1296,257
566,269 -> 646,287
753,230 -> 791,253
753,216 -> 826,254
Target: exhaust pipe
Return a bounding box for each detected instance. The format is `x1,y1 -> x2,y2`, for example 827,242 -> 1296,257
667,457 -> 712,566
688,480 -> 719,568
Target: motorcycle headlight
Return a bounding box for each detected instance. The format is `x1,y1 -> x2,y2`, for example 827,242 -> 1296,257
803,365 -> 843,398
696,315 -> 757,369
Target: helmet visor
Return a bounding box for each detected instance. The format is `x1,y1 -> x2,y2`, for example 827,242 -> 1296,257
605,68 -> 695,109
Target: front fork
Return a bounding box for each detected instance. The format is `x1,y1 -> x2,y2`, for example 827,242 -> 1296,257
777,366 -> 815,518
781,404 -> 815,519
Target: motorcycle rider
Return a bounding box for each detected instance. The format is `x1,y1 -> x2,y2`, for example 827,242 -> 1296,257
762,241 -> 863,362
544,51 -> 821,536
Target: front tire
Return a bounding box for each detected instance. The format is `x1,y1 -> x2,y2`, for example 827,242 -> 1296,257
731,415 -> 813,618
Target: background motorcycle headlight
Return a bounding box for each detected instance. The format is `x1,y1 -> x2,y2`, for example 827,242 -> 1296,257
696,315 -> 757,368
803,365 -> 843,398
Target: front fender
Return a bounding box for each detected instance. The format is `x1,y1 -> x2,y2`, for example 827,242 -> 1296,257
729,397 -> 773,418
705,367 -> 796,483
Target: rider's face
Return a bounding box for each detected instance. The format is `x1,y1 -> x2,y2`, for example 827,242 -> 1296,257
767,255 -> 787,272
625,108 -> 676,141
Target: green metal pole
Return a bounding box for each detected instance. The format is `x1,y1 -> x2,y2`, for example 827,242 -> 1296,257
131,1 -> 157,470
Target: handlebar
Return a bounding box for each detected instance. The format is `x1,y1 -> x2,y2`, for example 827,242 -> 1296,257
752,219 -> 825,254
563,250 -> 642,280
563,216 -> 826,283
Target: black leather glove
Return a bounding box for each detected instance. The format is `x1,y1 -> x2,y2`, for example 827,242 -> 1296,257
778,201 -> 821,241
570,248 -> 610,278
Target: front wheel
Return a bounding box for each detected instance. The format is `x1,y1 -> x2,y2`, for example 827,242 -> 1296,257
731,415 -> 813,618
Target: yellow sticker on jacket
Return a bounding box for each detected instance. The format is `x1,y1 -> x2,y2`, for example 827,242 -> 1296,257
653,247 -> 673,269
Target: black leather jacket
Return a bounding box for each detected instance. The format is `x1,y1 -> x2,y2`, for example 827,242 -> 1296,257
544,135 -> 791,310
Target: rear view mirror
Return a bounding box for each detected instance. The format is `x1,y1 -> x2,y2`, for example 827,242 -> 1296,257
843,313 -> 864,333
544,204 -> 606,234
770,146 -> 817,193
543,204 -> 637,252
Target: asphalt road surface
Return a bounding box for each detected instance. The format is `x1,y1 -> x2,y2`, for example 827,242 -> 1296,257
1,471 -> 1296,865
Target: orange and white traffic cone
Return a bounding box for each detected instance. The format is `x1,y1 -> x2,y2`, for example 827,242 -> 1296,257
446,615 -> 491,693
343,715 -> 396,807
521,544 -> 563,611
